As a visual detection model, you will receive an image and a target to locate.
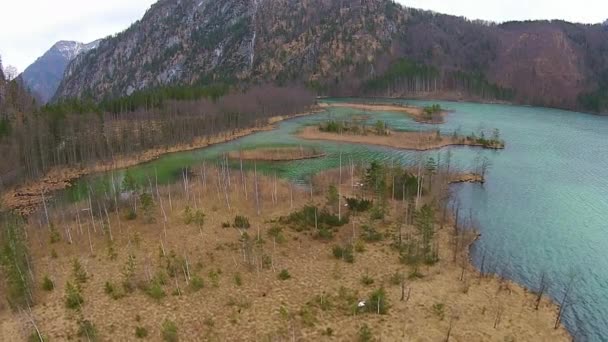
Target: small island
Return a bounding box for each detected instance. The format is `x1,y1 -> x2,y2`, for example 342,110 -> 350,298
297,120 -> 505,151
227,146 -> 326,161
319,102 -> 447,124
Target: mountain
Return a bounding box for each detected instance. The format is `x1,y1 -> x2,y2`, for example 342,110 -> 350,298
21,40 -> 100,103
55,0 -> 608,113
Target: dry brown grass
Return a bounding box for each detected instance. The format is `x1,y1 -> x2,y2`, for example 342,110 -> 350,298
227,146 -> 325,162
0,167 -> 569,341
319,102 -> 446,124
298,126 -> 503,151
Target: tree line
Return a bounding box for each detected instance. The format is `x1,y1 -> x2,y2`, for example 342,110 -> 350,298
362,58 -> 515,101
0,84 -> 314,187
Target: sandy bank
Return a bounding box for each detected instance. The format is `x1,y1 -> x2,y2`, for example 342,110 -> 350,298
227,147 -> 326,162
297,126 -> 504,151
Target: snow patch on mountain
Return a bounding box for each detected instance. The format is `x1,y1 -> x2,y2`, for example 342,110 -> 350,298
52,40 -> 100,60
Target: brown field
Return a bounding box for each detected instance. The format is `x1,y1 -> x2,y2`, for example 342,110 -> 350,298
297,126 -> 504,151
0,166 -> 568,341
319,102 -> 446,124
227,147 -> 326,161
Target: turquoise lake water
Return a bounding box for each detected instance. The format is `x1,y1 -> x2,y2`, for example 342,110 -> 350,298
69,99 -> 608,340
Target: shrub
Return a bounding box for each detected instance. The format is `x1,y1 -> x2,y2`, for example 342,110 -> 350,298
316,227 -> 334,240
432,303 -> 445,320
267,226 -> 286,243
278,269 -> 291,281
72,259 -> 88,284
345,197 -> 373,212
163,251 -> 185,278
299,306 -> 317,327
104,281 -> 125,300
41,276 -> 54,292
27,332 -> 48,342
125,209 -> 137,220
139,193 -> 156,223
65,282 -> 84,310
370,205 -> 385,220
365,288 -> 389,315
310,294 -> 332,311
327,185 -> 339,209
389,272 -> 405,286
361,275 -> 374,286
49,225 -> 61,244
190,275 -> 204,292
122,254 -> 137,293
361,225 -> 382,242
221,222 -> 231,228
358,324 -> 373,342
208,269 -> 221,288
29,333 -> 48,342
161,320 -> 178,342
332,245 -> 354,263
135,326 -> 148,338
77,320 -> 98,341
184,206 -> 205,227
233,215 -> 251,229
234,273 -> 243,286
146,281 -> 166,301
354,240 -> 366,253
282,205 -> 348,232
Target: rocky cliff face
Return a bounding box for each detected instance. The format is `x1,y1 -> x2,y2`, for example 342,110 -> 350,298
54,0 -> 608,112
55,0 -> 407,100
21,40 -> 99,103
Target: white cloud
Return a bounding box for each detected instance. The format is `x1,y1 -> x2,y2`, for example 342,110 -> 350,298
1,0 -> 606,72
396,0 -> 608,24
0,0 -> 157,71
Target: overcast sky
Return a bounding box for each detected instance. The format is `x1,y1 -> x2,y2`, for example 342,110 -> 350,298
1,0 -> 607,72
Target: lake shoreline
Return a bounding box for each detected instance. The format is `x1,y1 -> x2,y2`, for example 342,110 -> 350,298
296,126 -> 505,151
1,108 -> 323,216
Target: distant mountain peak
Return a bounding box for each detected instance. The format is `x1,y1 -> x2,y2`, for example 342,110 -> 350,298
21,39 -> 101,103
51,40 -> 100,61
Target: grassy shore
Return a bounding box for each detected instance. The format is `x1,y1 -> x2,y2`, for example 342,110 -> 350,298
297,126 -> 505,151
227,147 -> 326,161
319,102 -> 446,124
0,164 -> 568,341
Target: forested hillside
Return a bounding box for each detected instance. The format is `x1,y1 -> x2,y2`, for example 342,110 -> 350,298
54,0 -> 608,113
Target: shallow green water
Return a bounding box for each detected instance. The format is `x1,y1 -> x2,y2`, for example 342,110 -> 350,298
68,99 -> 608,340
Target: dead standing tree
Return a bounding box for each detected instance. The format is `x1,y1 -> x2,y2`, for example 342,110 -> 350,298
555,271 -> 578,330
